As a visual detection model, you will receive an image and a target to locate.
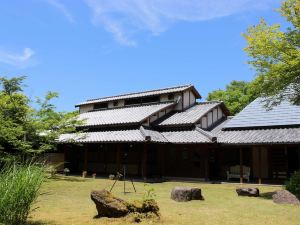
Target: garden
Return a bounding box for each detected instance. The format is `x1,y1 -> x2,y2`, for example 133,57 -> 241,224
25,174 -> 300,225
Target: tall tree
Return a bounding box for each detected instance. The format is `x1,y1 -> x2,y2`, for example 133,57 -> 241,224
0,76 -> 78,157
243,0 -> 300,107
207,81 -> 258,115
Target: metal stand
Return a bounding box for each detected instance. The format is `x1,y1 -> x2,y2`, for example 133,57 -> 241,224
109,165 -> 136,194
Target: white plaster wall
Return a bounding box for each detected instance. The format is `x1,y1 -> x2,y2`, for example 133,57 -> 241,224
217,107 -> 223,119
174,93 -> 183,110
207,111 -> 213,127
201,117 -> 207,129
213,108 -> 218,123
79,104 -> 93,114
160,94 -> 169,102
183,90 -> 190,109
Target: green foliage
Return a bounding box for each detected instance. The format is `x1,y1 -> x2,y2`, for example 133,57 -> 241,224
143,183 -> 157,200
243,0 -> 300,106
0,76 -> 79,156
207,81 -> 258,115
286,170 -> 300,199
0,162 -> 45,225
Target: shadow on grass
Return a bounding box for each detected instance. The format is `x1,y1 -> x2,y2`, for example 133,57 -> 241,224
259,191 -> 275,200
46,175 -> 87,182
27,220 -> 53,225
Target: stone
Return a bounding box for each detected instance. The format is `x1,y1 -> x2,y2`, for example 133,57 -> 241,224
91,190 -> 129,218
171,187 -> 204,202
272,190 -> 300,205
236,187 -> 259,197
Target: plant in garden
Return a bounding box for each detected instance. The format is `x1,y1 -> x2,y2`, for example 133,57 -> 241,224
286,170 -> 300,199
0,162 -> 45,225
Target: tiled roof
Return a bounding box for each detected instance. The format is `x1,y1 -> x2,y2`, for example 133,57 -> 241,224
140,127 -> 167,143
157,102 -> 222,127
76,84 -> 200,106
224,98 -> 300,129
78,102 -> 175,127
217,127 -> 300,144
58,130 -> 145,143
161,128 -> 212,144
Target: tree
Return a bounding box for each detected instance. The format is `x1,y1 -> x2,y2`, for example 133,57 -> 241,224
207,81 -> 258,115
243,0 -> 300,107
0,76 -> 78,157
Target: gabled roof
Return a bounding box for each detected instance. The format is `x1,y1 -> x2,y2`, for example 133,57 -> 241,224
78,102 -> 175,127
224,98 -> 300,129
76,84 -> 201,107
157,101 -> 226,127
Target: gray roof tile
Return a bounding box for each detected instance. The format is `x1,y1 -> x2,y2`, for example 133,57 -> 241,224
217,127 -> 300,144
77,84 -> 200,106
224,98 -> 300,129
158,102 -> 222,127
78,102 -> 175,127
58,130 -> 145,143
161,129 -> 212,144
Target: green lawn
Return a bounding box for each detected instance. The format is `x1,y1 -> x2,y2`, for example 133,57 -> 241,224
29,175 -> 300,225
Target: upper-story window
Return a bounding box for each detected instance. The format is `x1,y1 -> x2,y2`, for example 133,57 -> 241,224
168,93 -> 174,100
113,101 -> 119,107
125,96 -> 160,106
93,102 -> 108,110
142,96 -> 160,104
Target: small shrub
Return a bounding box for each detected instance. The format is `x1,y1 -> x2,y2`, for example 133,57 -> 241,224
0,162 -> 45,225
286,170 -> 300,199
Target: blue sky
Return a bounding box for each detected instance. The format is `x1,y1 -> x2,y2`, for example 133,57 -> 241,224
0,0 -> 286,111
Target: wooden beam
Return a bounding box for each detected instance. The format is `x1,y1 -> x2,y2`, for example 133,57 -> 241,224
239,148 -> 243,184
159,145 -> 166,177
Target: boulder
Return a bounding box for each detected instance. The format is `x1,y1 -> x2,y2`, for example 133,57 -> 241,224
91,190 -> 129,217
171,187 -> 204,202
236,187 -> 259,197
272,190 -> 300,205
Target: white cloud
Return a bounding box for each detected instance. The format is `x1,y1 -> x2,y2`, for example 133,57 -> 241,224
85,0 -> 280,46
0,48 -> 35,67
47,0 -> 74,23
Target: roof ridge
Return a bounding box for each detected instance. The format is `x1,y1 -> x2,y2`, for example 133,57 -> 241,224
86,84 -> 193,102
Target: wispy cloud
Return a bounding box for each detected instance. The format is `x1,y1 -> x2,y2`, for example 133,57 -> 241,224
85,0 -> 280,46
0,48 -> 35,68
46,0 -> 74,23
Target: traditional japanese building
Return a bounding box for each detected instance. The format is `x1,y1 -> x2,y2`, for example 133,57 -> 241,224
58,84 -> 300,183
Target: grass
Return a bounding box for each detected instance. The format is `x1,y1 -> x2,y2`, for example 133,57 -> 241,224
29,175 -> 300,225
0,162 -> 45,225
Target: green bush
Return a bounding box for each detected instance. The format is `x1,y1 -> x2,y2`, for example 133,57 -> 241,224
286,170 -> 300,199
0,162 -> 45,225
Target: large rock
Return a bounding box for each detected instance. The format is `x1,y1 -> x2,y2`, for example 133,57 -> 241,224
272,190 -> 300,205
91,190 -> 129,217
171,187 -> 204,202
236,187 -> 259,197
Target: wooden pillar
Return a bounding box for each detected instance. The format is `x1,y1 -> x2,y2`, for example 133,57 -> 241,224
116,144 -> 121,172
239,148 -> 244,184
205,147 -> 210,181
258,147 -> 262,184
159,145 -> 165,177
142,144 -> 148,179
84,144 -> 88,171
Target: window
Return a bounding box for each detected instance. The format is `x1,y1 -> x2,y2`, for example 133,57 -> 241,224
93,102 -> 108,110
113,101 -> 119,107
168,93 -> 174,100
125,98 -> 141,106
141,96 -> 160,104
